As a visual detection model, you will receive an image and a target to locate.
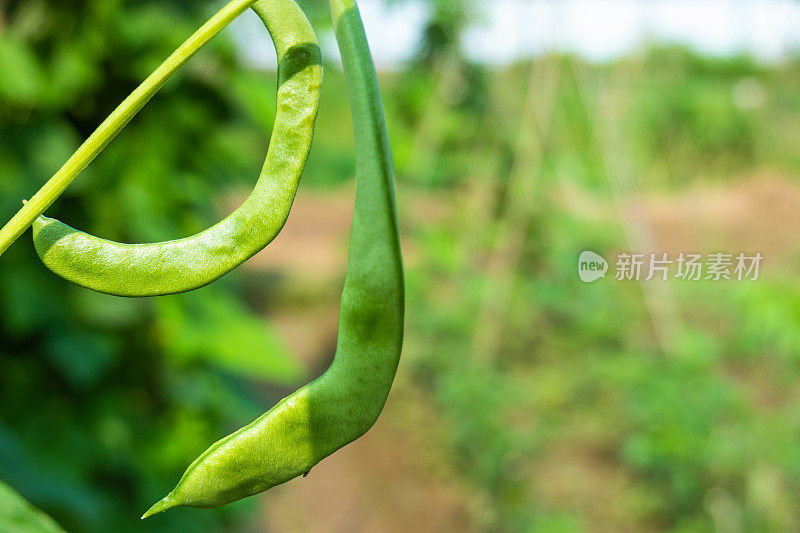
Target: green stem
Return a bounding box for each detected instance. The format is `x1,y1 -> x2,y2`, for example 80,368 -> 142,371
0,0 -> 256,258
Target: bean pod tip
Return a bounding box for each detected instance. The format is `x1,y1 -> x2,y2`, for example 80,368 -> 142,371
141,494 -> 178,520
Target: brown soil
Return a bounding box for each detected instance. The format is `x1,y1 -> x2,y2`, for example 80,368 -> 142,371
560,172 -> 800,268
632,173 -> 800,265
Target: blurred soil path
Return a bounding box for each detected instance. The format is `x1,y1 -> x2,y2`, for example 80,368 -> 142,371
632,173 -> 800,263
560,173 -> 800,267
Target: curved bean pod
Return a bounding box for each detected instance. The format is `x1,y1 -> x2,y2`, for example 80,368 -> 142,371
31,0 -> 322,297
142,0 -> 403,516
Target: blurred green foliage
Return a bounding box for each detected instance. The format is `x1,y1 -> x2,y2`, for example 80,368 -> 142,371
0,1 -> 306,531
0,480 -> 63,532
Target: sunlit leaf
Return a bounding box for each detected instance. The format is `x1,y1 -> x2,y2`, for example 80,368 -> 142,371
0,480 -> 65,533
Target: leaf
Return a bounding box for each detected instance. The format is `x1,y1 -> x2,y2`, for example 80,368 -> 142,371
156,289 -> 303,383
0,480 -> 65,533
0,37 -> 45,105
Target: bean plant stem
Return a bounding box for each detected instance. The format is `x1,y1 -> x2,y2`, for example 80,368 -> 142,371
0,0 -> 255,258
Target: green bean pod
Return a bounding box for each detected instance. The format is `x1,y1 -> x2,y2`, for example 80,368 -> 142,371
31,0 -> 322,297
142,0 -> 403,516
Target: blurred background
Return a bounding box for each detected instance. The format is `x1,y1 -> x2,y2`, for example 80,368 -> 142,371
2,0 -> 800,531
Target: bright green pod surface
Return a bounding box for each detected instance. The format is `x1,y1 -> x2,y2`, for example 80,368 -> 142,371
142,0 -> 403,516
0,480 -> 65,533
32,0 -> 322,297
